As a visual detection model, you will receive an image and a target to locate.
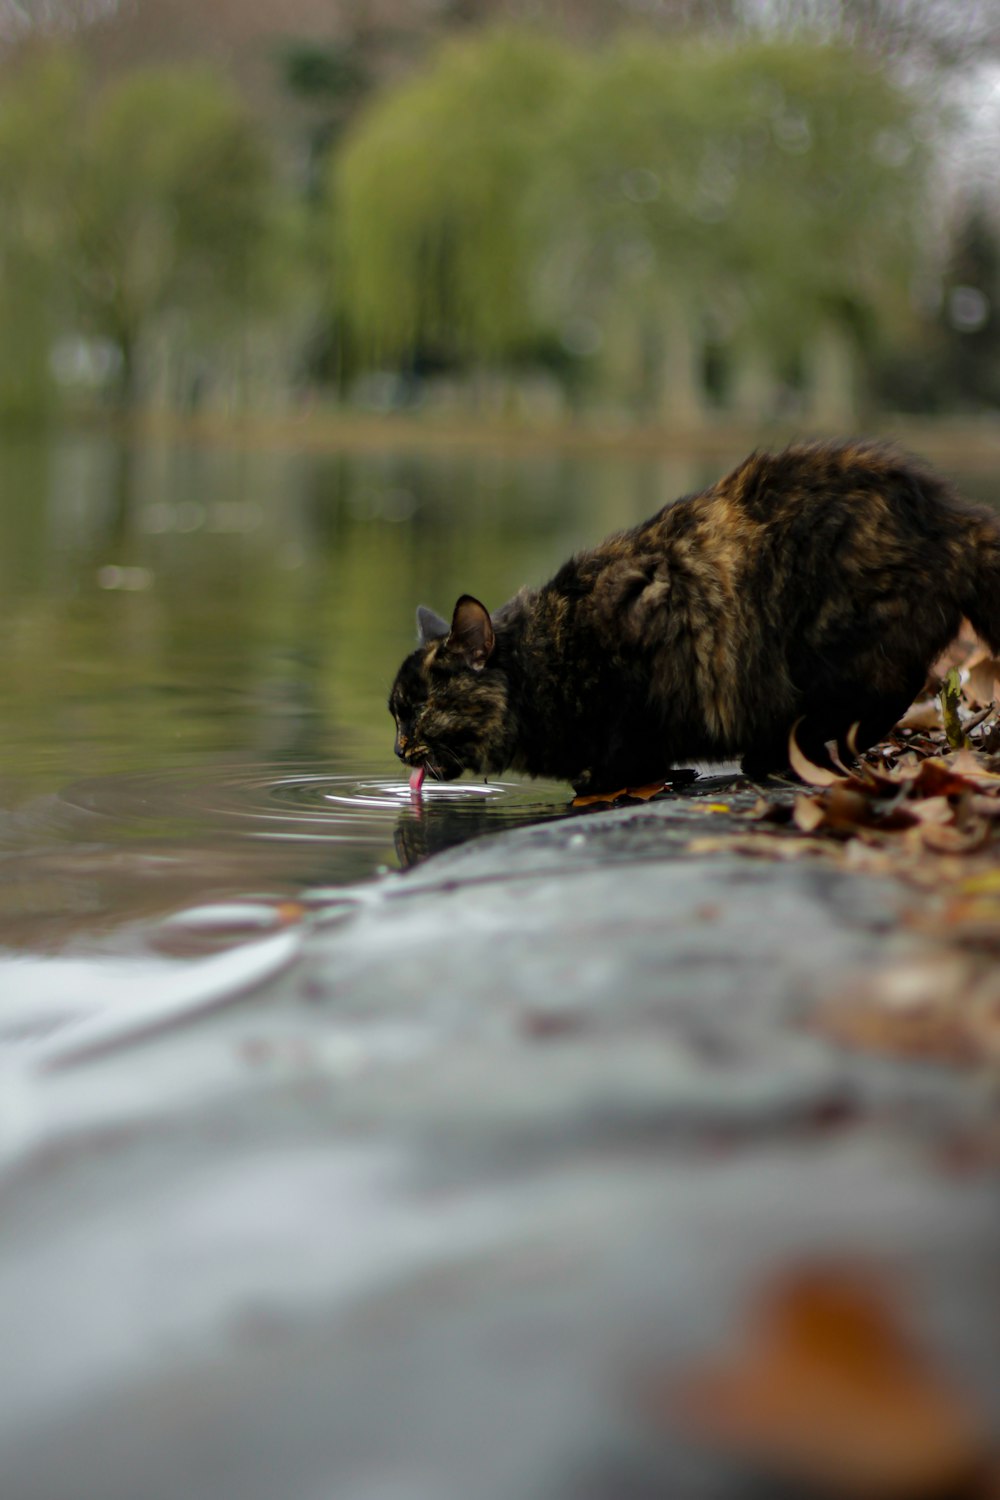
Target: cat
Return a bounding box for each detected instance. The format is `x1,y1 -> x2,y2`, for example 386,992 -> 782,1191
389,440 -> 1000,794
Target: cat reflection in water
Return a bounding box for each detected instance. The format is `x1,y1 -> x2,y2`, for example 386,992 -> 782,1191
389,441 -> 1000,796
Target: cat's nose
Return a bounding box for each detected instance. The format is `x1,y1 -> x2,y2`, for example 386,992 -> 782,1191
394,731 -> 408,759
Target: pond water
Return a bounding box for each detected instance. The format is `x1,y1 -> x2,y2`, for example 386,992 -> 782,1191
0,428 -> 996,1047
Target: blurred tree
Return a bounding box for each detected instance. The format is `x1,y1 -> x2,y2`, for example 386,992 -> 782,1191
332,29 -> 578,371
532,37 -> 928,424
72,65 -> 281,406
0,48 -> 82,420
278,35 -> 376,197
937,198 -> 1000,409
334,28 -> 928,424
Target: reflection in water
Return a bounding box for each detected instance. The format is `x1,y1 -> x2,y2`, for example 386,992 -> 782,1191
0,762 -> 569,954
0,430 -> 711,972
0,429 -> 994,1037
0,761 -> 569,1048
391,780 -> 570,868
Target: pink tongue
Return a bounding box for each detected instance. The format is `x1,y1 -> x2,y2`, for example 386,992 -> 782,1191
409,766 -> 426,793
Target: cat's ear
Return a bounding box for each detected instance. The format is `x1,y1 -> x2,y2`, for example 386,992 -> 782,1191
447,595 -> 495,671
416,605 -> 449,645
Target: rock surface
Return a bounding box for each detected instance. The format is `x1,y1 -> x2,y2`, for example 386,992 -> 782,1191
1,789 -> 998,1499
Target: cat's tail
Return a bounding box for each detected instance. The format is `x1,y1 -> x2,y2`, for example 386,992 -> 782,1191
962,509 -> 1000,655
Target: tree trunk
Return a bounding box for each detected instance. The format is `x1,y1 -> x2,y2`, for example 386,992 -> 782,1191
805,322 -> 857,430
654,298 -> 707,432
729,342 -> 781,423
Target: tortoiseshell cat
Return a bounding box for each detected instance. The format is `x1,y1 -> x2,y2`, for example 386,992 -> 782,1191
389,441 -> 1000,793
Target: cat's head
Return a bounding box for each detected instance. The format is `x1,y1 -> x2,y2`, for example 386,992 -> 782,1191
389,595 -> 512,781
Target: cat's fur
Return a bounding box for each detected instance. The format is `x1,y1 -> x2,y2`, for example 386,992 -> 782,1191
389,441 -> 1000,792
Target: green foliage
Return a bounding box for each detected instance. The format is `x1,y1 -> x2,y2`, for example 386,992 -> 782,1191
940,666 -> 968,750
0,48 -> 290,414
333,30 -> 579,362
75,65 -> 279,396
280,40 -> 371,105
333,27 -> 930,397
0,49 -> 84,418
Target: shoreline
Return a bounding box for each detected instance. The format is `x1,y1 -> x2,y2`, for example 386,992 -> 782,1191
66,405 -> 1000,471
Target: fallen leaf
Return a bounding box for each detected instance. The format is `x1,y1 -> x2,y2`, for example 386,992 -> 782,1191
571,779 -> 669,808
788,719 -> 850,787
571,787 -> 629,808
947,750 -> 1000,784
793,794 -> 829,833
626,780 -> 669,801
898,699 -> 944,732
685,833 -> 836,862
819,948 -> 1000,1073
964,648 -> 1000,709
906,795 -> 957,826
917,819 -> 992,855
667,1264 -> 991,1498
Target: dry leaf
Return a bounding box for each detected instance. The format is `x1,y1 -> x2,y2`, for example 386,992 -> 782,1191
898,699 -> 944,732
817,954 -> 1000,1068
905,795 -> 954,826
571,787 -> 629,807
685,833 -> 835,862
668,1264 -> 990,1498
788,719 -> 848,787
571,780 -> 669,808
964,648 -> 1000,709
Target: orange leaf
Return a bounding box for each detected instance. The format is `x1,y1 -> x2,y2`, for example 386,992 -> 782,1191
669,1264 -> 989,1497
570,788 -> 628,807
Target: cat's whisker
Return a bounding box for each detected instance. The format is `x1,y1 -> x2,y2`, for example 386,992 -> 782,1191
435,745 -> 465,778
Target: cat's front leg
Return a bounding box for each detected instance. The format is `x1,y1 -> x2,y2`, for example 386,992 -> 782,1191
572,765 -> 634,797
571,766 -> 601,797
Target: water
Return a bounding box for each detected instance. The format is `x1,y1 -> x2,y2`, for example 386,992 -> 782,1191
0,430 -> 727,1036
0,428 -> 995,1043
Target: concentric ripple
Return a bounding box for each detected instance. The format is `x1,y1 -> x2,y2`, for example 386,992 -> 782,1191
49,761 -> 569,853
0,760 -> 572,1025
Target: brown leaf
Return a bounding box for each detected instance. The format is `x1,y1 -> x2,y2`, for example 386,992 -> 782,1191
964,649 -> 1000,710
669,1264 -> 990,1498
571,787 -> 629,807
917,819 -> 993,855
685,833 -> 835,862
625,780 -> 669,801
910,758 -> 979,799
818,954 -> 1000,1068
793,794 -> 829,833
571,780 -> 669,808
905,795 -> 956,826
788,719 -> 849,787
946,750 -> 1000,786
746,796 -> 794,824
898,699 -> 944,732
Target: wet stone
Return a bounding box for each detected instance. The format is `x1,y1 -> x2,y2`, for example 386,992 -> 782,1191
0,797 -> 998,1500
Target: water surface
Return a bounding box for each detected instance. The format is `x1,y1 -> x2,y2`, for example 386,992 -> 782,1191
0,430 -> 995,1044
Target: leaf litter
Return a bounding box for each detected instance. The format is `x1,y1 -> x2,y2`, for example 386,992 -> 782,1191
658,1262 -> 996,1498
684,630 -> 1000,1070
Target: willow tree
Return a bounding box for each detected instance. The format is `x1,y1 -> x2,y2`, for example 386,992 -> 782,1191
706,39 -> 929,423
332,29 -> 577,372
73,65 -> 279,406
530,35 -> 928,425
333,27 -> 929,423
0,49 -> 83,419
